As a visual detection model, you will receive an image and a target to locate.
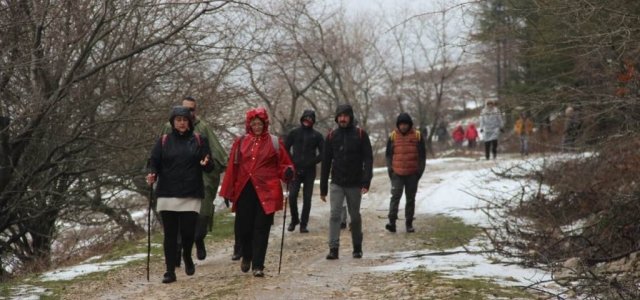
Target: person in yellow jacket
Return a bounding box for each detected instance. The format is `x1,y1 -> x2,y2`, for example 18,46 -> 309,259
514,112 -> 534,156
160,96 -> 228,265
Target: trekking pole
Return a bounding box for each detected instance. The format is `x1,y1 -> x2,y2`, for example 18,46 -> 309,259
147,182 -> 153,282
278,183 -> 290,275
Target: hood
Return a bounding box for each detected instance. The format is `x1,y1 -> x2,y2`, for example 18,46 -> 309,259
300,109 -> 316,125
468,123 -> 475,128
334,104 -> 354,126
396,112 -> 414,128
245,107 -> 270,135
169,106 -> 194,131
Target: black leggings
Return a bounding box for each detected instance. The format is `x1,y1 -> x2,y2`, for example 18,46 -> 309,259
235,181 -> 274,271
161,211 -> 198,273
484,140 -> 498,159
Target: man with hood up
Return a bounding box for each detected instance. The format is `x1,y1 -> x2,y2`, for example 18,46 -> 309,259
285,110 -> 324,233
385,113 -> 426,233
320,104 -> 373,260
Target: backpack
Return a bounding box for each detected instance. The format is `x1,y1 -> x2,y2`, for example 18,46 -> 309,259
161,133 -> 201,147
389,130 -> 421,142
234,134 -> 279,164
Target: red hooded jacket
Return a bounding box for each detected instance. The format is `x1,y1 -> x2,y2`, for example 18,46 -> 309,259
452,125 -> 465,142
465,123 -> 478,140
219,107 -> 294,215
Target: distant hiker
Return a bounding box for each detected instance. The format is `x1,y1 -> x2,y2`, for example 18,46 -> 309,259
452,124 -> 465,148
284,110 -> 324,233
219,107 -> 294,277
479,100 -> 504,160
385,113 -> 426,233
563,106 -> 582,151
320,104 -> 373,260
514,112 -> 534,156
147,106 -> 215,284
465,123 -> 479,149
159,96 -> 228,265
436,122 -> 448,145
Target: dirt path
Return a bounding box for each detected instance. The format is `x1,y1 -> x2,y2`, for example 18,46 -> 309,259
62,156 -> 537,300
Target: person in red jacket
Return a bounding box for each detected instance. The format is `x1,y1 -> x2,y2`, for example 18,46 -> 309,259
465,123 -> 479,149
452,124 -> 465,148
219,107 -> 295,277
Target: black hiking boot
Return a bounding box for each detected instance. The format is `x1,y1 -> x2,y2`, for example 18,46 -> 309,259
195,240 -> 206,260
406,220 -> 415,233
340,222 -> 347,230
287,220 -> 299,232
300,225 -> 309,233
184,254 -> 195,276
352,245 -> 363,259
326,248 -> 339,260
162,272 -> 176,284
385,222 -> 396,233
241,258 -> 251,273
231,244 -> 242,261
253,269 -> 264,277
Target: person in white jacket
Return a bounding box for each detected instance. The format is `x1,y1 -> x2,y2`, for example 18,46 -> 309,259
479,100 -> 504,160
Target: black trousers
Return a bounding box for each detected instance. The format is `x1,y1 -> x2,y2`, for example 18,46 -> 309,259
160,211 -> 198,273
235,181 -> 274,271
288,169 -> 316,227
484,140 -> 498,159
388,173 -> 418,222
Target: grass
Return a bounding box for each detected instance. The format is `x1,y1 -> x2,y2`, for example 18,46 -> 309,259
2,210 -> 236,300
389,268 -> 537,300
413,213 -> 481,250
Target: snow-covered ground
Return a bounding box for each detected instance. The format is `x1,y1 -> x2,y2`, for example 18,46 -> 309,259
9,154 -> 565,299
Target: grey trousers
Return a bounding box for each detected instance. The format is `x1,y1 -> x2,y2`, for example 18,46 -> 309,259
328,184 -> 363,249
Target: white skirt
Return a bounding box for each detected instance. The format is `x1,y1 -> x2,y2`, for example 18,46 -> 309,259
157,197 -> 201,213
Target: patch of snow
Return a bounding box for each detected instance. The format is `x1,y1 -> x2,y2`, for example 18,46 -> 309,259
5,285 -> 53,300
39,253 -> 147,282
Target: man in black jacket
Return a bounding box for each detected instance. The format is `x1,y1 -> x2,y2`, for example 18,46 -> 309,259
320,104 -> 373,260
285,110 -> 324,233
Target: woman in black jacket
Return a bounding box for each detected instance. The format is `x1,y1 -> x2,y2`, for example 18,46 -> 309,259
147,106 -> 214,284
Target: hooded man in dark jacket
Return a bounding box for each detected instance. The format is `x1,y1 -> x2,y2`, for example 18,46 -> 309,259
320,104 -> 373,260
285,110 -> 324,233
385,112 -> 426,233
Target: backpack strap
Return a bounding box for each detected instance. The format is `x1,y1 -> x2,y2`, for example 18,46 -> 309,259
161,134 -> 168,147
194,133 -> 201,146
390,131 -> 396,142
270,134 -> 279,152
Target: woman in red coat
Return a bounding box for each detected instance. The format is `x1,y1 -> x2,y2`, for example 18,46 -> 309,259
219,107 -> 294,277
465,123 -> 479,149
452,124 -> 465,148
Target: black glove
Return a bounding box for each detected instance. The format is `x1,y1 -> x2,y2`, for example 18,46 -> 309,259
500,128 -> 505,133
480,129 -> 484,133
224,198 -> 231,208
284,167 -> 294,180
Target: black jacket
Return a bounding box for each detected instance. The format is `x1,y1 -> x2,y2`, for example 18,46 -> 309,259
320,104 -> 373,195
285,110 -> 324,171
149,128 -> 214,199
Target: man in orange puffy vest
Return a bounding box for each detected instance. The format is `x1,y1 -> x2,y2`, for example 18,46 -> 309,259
385,113 -> 426,233
514,112 -> 534,156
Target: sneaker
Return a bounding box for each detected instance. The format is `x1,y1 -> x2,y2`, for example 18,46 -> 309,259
300,226 -> 309,233
162,272 -> 176,284
184,256 -> 195,276
253,269 -> 264,277
231,244 -> 242,261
